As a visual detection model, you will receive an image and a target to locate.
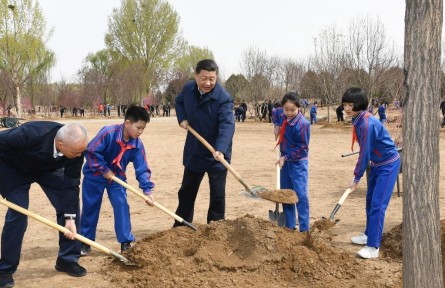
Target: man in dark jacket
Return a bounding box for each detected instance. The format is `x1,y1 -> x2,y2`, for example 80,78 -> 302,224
174,59 -> 235,226
0,121 -> 89,287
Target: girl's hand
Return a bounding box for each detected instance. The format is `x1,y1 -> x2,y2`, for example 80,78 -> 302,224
348,179 -> 359,192
275,156 -> 286,169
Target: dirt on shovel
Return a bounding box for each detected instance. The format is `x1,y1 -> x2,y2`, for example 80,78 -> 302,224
258,188 -> 297,204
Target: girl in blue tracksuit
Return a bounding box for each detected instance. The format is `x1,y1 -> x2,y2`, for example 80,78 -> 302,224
275,92 -> 310,231
80,105 -> 155,255
342,87 -> 400,259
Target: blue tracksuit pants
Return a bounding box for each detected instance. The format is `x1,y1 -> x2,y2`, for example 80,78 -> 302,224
80,177 -> 135,244
364,158 -> 400,247
281,160 -> 309,231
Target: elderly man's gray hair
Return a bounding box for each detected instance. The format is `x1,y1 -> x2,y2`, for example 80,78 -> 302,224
55,123 -> 88,145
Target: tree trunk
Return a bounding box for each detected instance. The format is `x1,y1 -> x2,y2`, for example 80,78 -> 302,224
15,85 -> 22,119
403,0 -> 443,287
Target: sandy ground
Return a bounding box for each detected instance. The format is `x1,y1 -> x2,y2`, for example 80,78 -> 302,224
1,106 -> 444,287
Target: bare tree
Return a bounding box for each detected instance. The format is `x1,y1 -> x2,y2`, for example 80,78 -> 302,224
346,15 -> 399,101
311,26 -> 348,122
403,0 -> 443,287
240,47 -> 269,119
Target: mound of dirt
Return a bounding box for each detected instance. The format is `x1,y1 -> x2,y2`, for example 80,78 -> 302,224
104,215 -> 386,288
381,219 -> 445,278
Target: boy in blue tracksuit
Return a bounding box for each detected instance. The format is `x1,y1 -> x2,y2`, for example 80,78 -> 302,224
342,87 -> 400,259
80,105 -> 155,255
310,102 -> 317,125
275,92 -> 310,232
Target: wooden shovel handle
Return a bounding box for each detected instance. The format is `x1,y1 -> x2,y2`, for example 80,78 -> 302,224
0,197 -> 112,255
337,188 -> 352,206
111,176 -> 196,230
186,126 -> 254,193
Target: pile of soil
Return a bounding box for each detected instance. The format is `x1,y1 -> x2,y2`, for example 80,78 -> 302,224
104,215 -> 388,288
380,220 -> 445,277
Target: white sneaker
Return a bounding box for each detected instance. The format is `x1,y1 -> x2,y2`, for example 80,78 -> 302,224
357,246 -> 379,259
350,233 -> 368,245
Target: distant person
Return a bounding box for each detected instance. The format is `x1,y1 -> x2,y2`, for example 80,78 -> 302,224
60,107 -> 65,118
173,59 -> 235,227
275,92 -> 310,231
310,102 -> 317,125
6,105 -> 12,117
240,100 -> 247,122
342,87 -> 400,259
234,105 -> 244,122
377,102 -> 387,127
98,103 -> 104,117
267,100 -> 273,123
272,104 -> 283,140
440,98 -> 445,128
336,104 -> 344,122
107,104 -> 111,116
80,105 -> 155,256
0,122 -> 89,287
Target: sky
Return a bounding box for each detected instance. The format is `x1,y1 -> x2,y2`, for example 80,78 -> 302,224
38,0 -> 406,82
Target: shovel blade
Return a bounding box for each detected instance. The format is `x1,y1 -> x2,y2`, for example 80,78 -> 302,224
277,212 -> 286,227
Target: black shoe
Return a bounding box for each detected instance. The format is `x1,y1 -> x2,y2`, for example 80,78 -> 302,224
0,274 -> 14,288
55,259 -> 87,277
121,242 -> 131,253
80,244 -> 91,257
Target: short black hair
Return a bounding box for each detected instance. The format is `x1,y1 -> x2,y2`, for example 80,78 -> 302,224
281,91 -> 301,108
195,59 -> 219,75
341,87 -> 368,111
125,104 -> 150,123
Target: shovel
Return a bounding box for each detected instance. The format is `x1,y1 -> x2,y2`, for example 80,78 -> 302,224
268,149 -> 286,226
325,188 -> 352,222
111,176 -> 197,231
0,197 -> 135,266
186,125 -> 297,204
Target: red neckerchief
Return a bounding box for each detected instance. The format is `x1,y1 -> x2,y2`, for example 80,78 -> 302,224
111,141 -> 133,170
274,118 -> 288,150
351,111 -> 370,151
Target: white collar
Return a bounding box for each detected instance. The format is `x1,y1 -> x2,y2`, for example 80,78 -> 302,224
53,140 -> 64,158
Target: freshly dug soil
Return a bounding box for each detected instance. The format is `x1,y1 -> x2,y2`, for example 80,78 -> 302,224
380,219 -> 445,278
104,215 -> 389,288
259,189 -> 297,204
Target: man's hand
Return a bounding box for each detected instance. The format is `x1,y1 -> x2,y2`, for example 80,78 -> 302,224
274,126 -> 280,140
64,219 -> 77,240
103,171 -> 115,181
179,120 -> 189,130
213,151 -> 223,161
144,194 -> 155,206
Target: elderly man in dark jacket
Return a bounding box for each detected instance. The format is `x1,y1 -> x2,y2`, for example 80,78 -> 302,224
174,59 -> 235,226
0,121 -> 89,287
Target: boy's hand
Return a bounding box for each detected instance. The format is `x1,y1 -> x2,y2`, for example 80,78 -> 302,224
179,120 -> 189,130
103,171 -> 115,180
144,194 -> 154,206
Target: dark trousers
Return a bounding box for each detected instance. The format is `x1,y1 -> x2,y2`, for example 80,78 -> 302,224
0,165 -> 81,274
173,168 -> 227,226
336,111 -> 344,122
